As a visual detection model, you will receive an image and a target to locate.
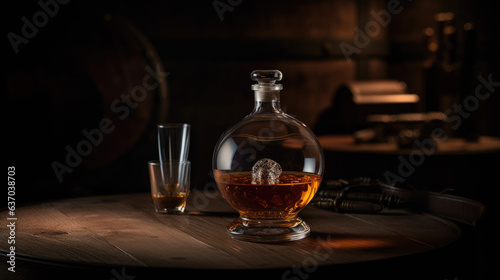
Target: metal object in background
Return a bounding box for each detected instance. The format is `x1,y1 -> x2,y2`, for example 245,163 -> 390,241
313,177 -> 486,226
312,178 -> 402,214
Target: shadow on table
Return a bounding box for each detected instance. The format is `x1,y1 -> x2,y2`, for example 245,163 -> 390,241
182,211 -> 239,218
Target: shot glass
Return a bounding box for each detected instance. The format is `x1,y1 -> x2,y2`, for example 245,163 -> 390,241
148,160 -> 191,214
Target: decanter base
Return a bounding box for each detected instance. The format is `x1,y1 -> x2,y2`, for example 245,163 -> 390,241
226,216 -> 310,243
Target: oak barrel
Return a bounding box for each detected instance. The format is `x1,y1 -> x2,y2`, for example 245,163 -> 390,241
6,8 -> 168,201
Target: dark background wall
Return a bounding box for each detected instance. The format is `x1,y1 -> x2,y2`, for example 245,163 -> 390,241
5,0 -> 500,202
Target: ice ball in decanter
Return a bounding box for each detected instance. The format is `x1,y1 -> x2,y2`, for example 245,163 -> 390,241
251,158 -> 282,185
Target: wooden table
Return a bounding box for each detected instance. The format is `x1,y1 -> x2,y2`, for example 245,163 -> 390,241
1,191 -> 461,279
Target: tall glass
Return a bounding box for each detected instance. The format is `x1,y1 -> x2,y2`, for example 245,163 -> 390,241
151,123 -> 191,213
157,123 -> 190,163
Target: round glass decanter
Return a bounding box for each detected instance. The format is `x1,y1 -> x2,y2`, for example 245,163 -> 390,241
213,70 -> 324,242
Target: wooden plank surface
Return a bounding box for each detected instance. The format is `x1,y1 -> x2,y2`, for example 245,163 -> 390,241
0,190 -> 460,274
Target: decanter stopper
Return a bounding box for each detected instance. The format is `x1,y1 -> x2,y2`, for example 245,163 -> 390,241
251,70 -> 282,83
251,70 -> 283,101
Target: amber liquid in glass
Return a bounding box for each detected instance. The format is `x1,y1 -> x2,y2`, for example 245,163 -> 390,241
152,192 -> 188,210
215,170 -> 321,219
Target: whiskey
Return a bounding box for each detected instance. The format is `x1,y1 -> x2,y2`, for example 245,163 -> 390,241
214,170 -> 321,219
152,192 -> 188,212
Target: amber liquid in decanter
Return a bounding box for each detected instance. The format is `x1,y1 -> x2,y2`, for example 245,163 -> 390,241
215,171 -> 321,219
